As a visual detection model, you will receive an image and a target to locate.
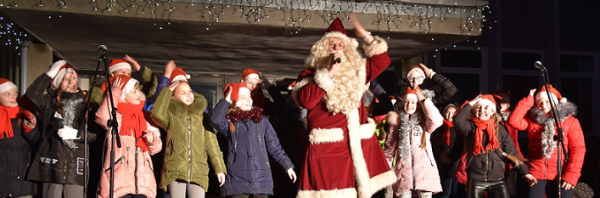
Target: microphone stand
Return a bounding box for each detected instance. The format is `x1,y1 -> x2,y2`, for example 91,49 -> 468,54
539,68 -> 568,198
97,48 -> 122,198
79,56 -> 103,198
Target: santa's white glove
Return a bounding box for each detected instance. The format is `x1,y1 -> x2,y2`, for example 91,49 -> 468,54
46,60 -> 67,78
57,126 -> 80,140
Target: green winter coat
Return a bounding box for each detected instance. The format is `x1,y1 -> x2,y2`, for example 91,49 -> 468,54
151,88 -> 226,191
89,65 -> 158,109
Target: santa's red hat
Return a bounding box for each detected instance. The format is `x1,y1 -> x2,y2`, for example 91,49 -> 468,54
109,59 -> 132,74
51,61 -> 78,89
536,84 -> 562,102
170,67 -> 190,85
0,78 -> 17,94
241,69 -> 260,82
111,75 -> 139,100
224,82 -> 249,103
326,18 -> 348,37
403,86 -> 421,101
406,66 -> 425,79
475,94 -> 497,112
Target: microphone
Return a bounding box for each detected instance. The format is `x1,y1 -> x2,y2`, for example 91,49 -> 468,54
98,45 -> 107,54
534,61 -> 546,71
335,58 -> 341,64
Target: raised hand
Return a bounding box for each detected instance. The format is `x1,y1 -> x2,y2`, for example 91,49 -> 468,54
419,63 -> 432,78
529,89 -> 537,96
112,77 -> 124,90
348,13 -> 372,44
469,95 -> 482,106
168,80 -> 180,92
46,60 -> 67,78
164,60 -> 176,78
224,86 -> 233,104
124,54 -> 141,71
22,110 -> 37,133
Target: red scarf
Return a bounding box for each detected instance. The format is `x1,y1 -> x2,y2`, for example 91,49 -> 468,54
470,117 -> 499,155
117,102 -> 149,152
0,106 -> 20,139
443,120 -> 454,146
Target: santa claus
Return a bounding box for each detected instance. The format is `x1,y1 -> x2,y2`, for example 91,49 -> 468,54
291,13 -> 397,198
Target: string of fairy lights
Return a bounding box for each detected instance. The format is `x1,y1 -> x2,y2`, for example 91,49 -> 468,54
0,0 -> 490,51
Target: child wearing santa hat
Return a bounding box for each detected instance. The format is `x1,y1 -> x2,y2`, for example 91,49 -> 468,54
508,85 -> 586,198
0,78 -> 39,198
240,69 -> 287,116
25,60 -> 97,198
89,55 -> 158,111
384,86 -> 443,198
209,82 -> 296,198
453,94 -> 536,198
395,64 -> 457,110
150,65 -> 226,198
95,75 -> 162,198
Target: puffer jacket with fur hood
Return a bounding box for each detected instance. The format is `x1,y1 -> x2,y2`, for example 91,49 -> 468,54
383,98 -> 443,196
95,87 -> 162,198
508,94 -> 585,186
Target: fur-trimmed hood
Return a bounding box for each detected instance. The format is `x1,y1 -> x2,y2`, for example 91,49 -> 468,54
167,93 -> 207,116
528,101 -> 578,124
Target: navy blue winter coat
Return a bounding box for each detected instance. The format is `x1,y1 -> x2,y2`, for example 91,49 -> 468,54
210,99 -> 294,196
0,116 -> 40,197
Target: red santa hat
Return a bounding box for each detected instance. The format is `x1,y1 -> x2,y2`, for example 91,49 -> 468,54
475,94 -> 497,112
170,67 -> 190,85
326,17 -> 348,37
51,61 -> 78,89
406,66 -> 425,79
109,59 -> 132,74
224,82 -> 249,103
536,84 -> 562,103
0,78 -> 17,94
403,86 -> 421,101
241,69 -> 260,82
111,75 -> 139,100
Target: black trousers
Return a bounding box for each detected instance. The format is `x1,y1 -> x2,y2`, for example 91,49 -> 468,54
230,195 -> 268,198
528,179 -> 574,198
467,178 -> 509,198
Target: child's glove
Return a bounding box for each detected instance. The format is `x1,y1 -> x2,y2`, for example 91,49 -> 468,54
57,126 -> 79,140
22,110 -> 37,133
46,60 -> 67,78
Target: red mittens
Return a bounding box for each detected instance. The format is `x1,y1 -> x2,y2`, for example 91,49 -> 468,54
22,110 -> 36,133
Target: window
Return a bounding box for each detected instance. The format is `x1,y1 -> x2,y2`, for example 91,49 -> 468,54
502,75 -> 540,107
561,77 -> 592,133
442,73 -> 479,105
561,55 -> 594,72
440,49 -> 482,68
502,52 -> 541,70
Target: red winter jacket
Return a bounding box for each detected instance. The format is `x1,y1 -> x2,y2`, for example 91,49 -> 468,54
508,95 -> 586,186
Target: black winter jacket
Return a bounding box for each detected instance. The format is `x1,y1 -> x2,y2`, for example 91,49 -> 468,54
25,74 -> 96,185
0,117 -> 40,197
395,72 -> 457,107
453,104 -> 528,181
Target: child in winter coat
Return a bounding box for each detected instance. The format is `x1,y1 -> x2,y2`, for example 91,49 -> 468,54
453,94 -> 537,198
384,87 -> 443,198
0,78 -> 40,198
210,82 -> 296,198
508,85 -> 586,198
150,64 -> 226,198
25,60 -> 97,198
95,75 -> 162,198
